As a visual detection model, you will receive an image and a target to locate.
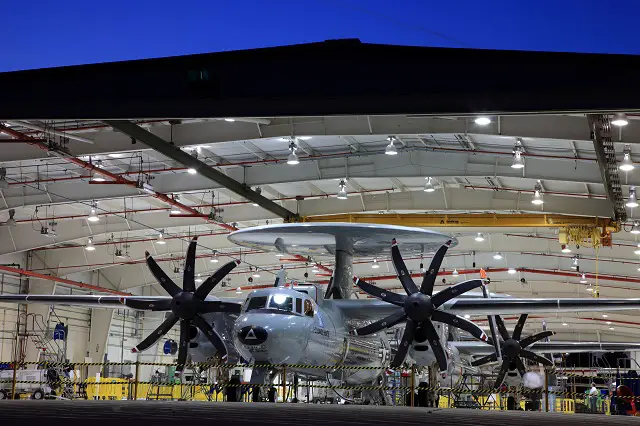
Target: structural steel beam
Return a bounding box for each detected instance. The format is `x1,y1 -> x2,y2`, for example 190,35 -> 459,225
105,120 -> 299,222
304,213 -> 618,231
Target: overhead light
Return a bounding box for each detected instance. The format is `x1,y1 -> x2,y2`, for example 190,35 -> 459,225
420,262 -> 425,273
531,181 -> 544,205
337,180 -> 348,200
424,177 -> 435,193
620,147 -> 634,172
602,314 -> 608,319
298,136 -> 312,140
4,209 -> 16,227
635,243 -> 640,255
287,141 -> 299,165
252,271 -> 260,278
224,118 -> 236,122
170,207 -> 181,215
210,251 -> 219,263
475,233 -> 485,242
92,175 -> 106,182
562,321 -> 568,326
612,113 -> 629,127
312,265 -> 319,274
235,287 -> 242,294
627,186 -> 639,208
187,168 -> 197,175
609,327 -> 615,331
606,321 -> 612,325
511,140 -> 525,169
632,221 -> 640,234
586,285 -> 594,292
372,259 -> 380,269
507,267 -> 517,275
85,237 -> 96,251
580,274 -> 588,284
493,252 -> 503,260
452,268 -> 459,276
87,206 -> 99,222
570,256 -> 579,270
385,136 -> 398,156
275,252 -> 285,258
108,153 -> 124,158
195,274 -> 203,283
474,116 -> 491,126
561,244 -> 572,254
156,232 -> 166,245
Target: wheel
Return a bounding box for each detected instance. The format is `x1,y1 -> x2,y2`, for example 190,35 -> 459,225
32,389 -> 44,400
0,390 -> 7,400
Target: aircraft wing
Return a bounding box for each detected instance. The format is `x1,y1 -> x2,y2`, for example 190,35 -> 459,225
0,294 -> 244,310
451,340 -> 640,355
442,297 -> 640,315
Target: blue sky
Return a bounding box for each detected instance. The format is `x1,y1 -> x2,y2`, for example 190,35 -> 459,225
2,0 -> 639,72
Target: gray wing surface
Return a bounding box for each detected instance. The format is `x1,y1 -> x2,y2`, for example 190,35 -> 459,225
451,341 -> 640,355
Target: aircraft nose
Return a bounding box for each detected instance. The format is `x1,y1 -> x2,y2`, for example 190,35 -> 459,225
237,325 -> 268,345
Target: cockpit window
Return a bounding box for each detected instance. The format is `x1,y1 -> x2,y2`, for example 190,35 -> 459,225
269,294 -> 293,312
246,296 -> 268,311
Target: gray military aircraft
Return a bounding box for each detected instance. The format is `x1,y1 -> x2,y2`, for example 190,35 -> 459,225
3,223 -> 640,392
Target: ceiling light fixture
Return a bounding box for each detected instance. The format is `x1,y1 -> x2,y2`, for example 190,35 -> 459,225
474,116 -> 491,126
210,251 -> 219,263
561,244 -> 572,253
606,321 -> 612,325
0,168 -> 8,190
224,118 -> 236,122
464,314 -> 471,319
507,267 -> 517,275
187,168 -> 197,175
275,252 -> 285,258
532,181 -> 544,205
511,139 -> 525,169
602,314 -> 608,318
493,252 -> 503,260
475,233 -> 485,242
312,265 -> 319,274
586,285 -> 594,292
92,175 -> 106,182
87,203 -> 99,222
634,244 -> 640,256
252,271 -> 261,278
85,237 -> 96,251
337,180 -> 348,200
372,259 -> 380,269
620,146 -> 634,172
235,287 -> 242,294
287,141 -> 299,165
452,268 -> 459,276
628,186 -> 639,208
195,274 -> 203,283
570,256 -> 579,270
385,136 -> 398,156
612,113 -> 629,127
156,232 -> 166,245
171,207 -> 181,215
562,321 -> 568,326
423,177 -> 435,193
609,327 -> 615,331
632,221 -> 640,234
580,274 -> 588,284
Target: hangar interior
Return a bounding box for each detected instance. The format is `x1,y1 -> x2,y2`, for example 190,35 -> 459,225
1,110 -> 640,409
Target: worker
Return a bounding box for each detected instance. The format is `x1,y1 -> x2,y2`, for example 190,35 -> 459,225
589,383 -> 599,412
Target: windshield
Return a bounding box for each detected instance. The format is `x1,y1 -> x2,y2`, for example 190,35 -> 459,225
268,294 -> 293,312
245,296 -> 268,311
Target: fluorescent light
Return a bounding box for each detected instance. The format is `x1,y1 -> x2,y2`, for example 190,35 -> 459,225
507,267 -> 517,275
474,116 -> 491,126
85,238 -> 96,251
475,233 -> 485,242
87,208 -> 99,222
612,113 -> 628,127
187,168 -> 197,175
620,148 -> 634,171
385,137 -> 398,155
371,259 -> 380,269
493,252 -> 503,260
156,233 -> 166,245
224,118 -> 236,122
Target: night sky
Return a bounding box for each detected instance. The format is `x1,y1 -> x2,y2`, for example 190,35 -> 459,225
2,0 -> 640,72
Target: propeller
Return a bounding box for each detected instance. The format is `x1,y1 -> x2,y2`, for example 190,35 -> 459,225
126,237 -> 242,373
471,314 -> 554,388
354,239 -> 488,370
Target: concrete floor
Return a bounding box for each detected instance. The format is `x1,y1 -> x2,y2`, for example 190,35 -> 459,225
1,401 -> 638,425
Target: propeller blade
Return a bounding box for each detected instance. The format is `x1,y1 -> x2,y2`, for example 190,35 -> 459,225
176,319 -> 190,372
471,353 -> 497,367
145,252 -> 182,297
122,298 -> 172,311
423,320 -> 448,371
520,349 -> 553,366
514,357 -> 527,376
420,243 -> 451,296
192,314 -> 228,360
391,239 -> 419,295
182,237 -> 198,293
200,300 -> 242,314
194,260 -> 241,299
519,330 -> 555,349
354,308 -> 407,336
493,360 -> 510,388
493,315 -> 511,341
512,314 -> 528,341
431,279 -> 484,308
431,310 -> 489,343
132,313 -> 178,352
390,319 -> 417,367
354,277 -> 407,306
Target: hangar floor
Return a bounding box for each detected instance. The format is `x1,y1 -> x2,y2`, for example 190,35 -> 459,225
1,401 -> 637,425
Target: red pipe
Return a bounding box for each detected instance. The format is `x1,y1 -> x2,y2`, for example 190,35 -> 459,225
0,265 -> 129,296
463,184 -> 608,199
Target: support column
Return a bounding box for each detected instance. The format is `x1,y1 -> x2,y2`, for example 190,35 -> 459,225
332,234 -> 353,299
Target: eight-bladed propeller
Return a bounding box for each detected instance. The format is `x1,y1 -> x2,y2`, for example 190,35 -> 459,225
354,239 -> 489,370
125,237 -> 242,373
471,314 -> 554,388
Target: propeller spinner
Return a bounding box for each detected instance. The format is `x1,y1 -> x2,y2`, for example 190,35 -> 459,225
354,239 -> 489,370
124,237 -> 242,372
472,314 -> 554,388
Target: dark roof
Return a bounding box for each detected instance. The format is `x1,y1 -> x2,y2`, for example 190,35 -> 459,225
1,39 -> 639,119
